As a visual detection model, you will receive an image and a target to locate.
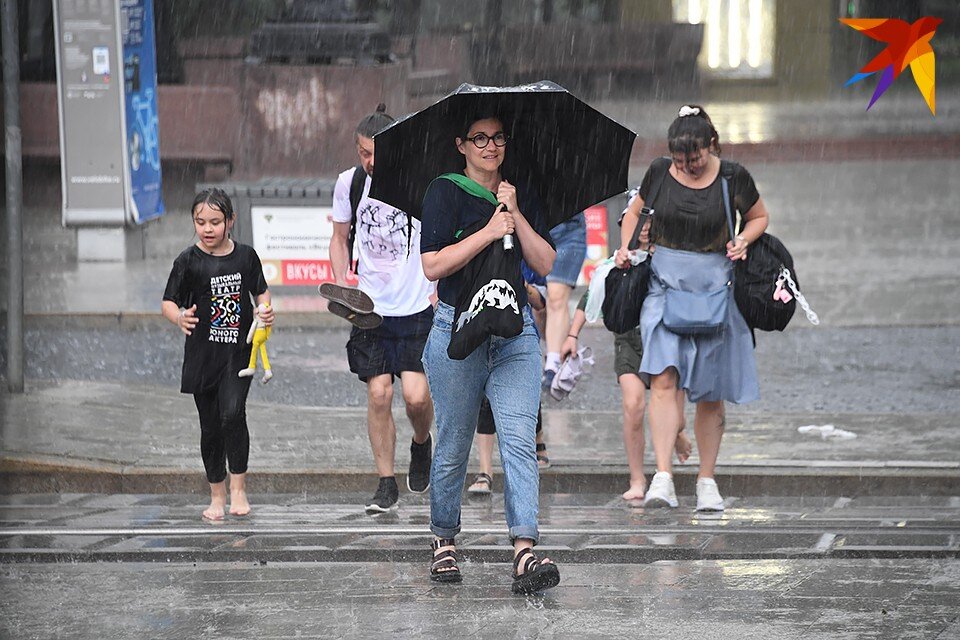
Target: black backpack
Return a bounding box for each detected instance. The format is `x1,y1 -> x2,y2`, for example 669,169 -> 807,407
719,160 -> 798,332
346,165 -> 367,274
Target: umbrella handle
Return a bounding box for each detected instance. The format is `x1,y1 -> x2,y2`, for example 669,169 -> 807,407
503,234 -> 514,250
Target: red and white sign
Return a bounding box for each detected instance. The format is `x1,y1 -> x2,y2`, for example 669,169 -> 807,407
578,204 -> 609,286
251,205 -> 357,287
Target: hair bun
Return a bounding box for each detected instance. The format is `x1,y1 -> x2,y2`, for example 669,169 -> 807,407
376,103 -> 387,113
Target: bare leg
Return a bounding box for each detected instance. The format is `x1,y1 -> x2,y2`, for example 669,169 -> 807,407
400,371 -> 433,444
694,400 -> 725,479
648,368 -> 682,475
545,282 -> 573,366
619,373 -> 647,500
675,389 -> 693,462
228,472 -> 251,516
476,433 -> 495,477
203,481 -> 227,520
366,374 -> 397,477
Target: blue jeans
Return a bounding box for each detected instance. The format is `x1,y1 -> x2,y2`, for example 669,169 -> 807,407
423,301 -> 542,543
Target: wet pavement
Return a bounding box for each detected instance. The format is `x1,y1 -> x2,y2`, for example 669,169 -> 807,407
1,492 -> 958,564
1,558 -> 958,638
1,491 -> 958,639
2,98 -> 960,638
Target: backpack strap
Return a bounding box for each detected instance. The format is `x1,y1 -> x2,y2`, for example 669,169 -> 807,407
347,165 -> 366,273
719,159 -> 738,243
626,157 -> 670,250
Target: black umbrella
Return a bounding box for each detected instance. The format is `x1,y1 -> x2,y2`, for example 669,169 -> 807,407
369,81 -> 636,228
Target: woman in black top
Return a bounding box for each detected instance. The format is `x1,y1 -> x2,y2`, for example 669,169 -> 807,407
419,115 -> 561,594
616,105 -> 768,513
162,188 -> 275,520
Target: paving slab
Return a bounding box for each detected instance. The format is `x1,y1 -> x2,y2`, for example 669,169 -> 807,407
1,558 -> 957,640
0,493 -> 956,564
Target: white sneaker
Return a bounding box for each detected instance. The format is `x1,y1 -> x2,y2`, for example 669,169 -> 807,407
643,471 -> 678,508
696,477 -> 725,512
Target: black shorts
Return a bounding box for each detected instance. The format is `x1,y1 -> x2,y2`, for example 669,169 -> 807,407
346,306 -> 433,383
476,396 -> 543,435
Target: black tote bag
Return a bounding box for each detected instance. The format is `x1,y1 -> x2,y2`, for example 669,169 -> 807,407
447,220 -> 525,360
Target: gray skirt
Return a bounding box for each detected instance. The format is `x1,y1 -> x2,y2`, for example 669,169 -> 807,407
639,246 -> 760,404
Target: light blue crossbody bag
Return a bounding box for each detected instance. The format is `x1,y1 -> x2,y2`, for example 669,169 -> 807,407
661,176 -> 736,336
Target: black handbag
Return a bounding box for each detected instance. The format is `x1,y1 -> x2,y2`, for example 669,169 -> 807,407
720,160 -> 817,331
601,159 -> 669,334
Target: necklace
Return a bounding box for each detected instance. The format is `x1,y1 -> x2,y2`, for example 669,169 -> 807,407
199,239 -> 234,256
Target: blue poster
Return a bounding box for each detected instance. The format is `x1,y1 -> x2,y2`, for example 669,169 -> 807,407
121,0 -> 164,222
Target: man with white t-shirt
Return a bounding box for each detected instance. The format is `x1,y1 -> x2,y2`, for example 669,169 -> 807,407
326,104 -> 435,513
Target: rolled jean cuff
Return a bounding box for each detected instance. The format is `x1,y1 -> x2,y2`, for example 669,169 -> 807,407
509,525 -> 540,544
430,522 -> 461,540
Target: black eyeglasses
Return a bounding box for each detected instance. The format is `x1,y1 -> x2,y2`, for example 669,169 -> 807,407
465,132 -> 508,149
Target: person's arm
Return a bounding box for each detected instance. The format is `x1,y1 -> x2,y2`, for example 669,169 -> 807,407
162,300 -> 198,336
497,180 -> 554,277
726,197 -> 769,261
330,221 -> 351,285
615,194 -> 652,268
559,308 -> 587,360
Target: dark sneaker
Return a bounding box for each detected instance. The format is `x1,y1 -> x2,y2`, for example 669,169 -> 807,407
327,300 -> 383,330
318,283 -> 375,314
541,368 -> 557,391
365,477 -> 399,513
407,435 -> 432,494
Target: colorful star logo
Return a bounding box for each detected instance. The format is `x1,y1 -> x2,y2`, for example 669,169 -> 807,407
840,17 -> 941,115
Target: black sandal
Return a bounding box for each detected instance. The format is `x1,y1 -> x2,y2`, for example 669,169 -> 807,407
536,443 -> 551,469
511,547 -> 560,595
430,537 -> 463,583
467,472 -> 493,495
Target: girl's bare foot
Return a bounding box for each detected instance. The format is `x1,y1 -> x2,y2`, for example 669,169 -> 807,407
203,482 -> 227,520
229,490 -> 251,516
675,431 -> 693,463
228,473 -> 251,516
622,478 -> 647,501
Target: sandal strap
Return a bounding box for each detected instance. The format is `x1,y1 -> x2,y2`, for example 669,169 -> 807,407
536,443 -> 547,452
431,550 -> 458,568
474,473 -> 492,485
432,537 -> 456,551
513,547 -> 535,573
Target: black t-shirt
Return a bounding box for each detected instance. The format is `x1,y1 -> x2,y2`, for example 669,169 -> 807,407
640,158 -> 760,253
420,177 -> 554,306
163,243 -> 268,394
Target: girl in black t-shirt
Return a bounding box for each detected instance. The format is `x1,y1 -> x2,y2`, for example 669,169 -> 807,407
162,188 -> 274,521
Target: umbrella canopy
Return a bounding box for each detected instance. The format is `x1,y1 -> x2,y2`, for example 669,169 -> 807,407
369,81 -> 636,229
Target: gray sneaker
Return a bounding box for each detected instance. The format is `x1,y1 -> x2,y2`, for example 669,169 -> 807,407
327,300 -> 383,330
318,283 -> 375,314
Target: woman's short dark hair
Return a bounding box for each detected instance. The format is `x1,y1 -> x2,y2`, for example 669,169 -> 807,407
667,104 -> 722,156
356,103 -> 395,140
192,187 -> 234,220
459,112 -> 503,140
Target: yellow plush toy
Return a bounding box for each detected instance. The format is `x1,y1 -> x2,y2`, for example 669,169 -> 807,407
238,304 -> 272,383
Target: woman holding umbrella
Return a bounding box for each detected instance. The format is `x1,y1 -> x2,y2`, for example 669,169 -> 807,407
419,114 -> 560,594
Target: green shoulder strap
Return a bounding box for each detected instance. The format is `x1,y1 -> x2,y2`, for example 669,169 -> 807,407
437,173 -> 499,207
